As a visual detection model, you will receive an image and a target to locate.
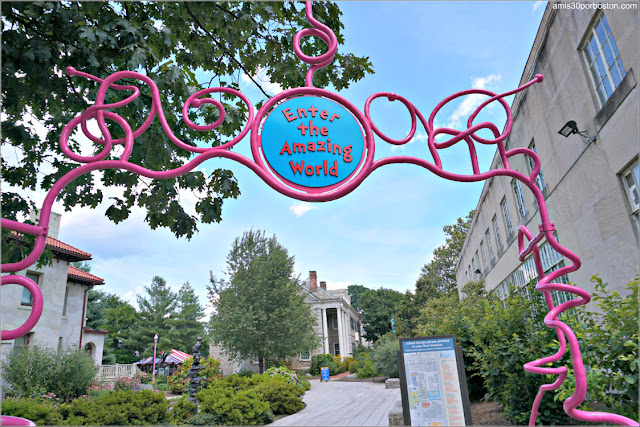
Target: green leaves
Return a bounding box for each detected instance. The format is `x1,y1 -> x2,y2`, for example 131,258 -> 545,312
207,230 -> 317,373
2,2 -> 373,238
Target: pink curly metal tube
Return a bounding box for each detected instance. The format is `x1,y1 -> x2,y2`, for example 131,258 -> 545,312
1,2 -> 637,425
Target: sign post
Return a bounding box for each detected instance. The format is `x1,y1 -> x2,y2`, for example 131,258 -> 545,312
320,367 -> 330,382
398,335 -> 472,426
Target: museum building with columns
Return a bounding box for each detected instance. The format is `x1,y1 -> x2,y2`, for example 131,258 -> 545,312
210,270 -> 364,376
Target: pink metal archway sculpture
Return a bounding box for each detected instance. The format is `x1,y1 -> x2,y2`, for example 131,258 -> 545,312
1,3 -> 637,426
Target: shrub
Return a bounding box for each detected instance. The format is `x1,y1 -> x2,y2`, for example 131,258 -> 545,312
238,369 -> 255,377
348,360 -> 359,373
373,334 -> 400,378
87,382 -> 113,399
356,359 -> 377,378
352,346 -> 372,368
299,379 -> 311,391
3,344 -> 97,402
309,353 -> 337,376
196,387 -> 271,425
168,356 -> 223,394
340,356 -> 355,373
170,397 -> 198,424
252,375 -> 305,415
0,397 -> 63,425
113,375 -> 141,391
57,390 -> 170,425
467,284 -> 571,425
155,374 -> 168,384
187,412 -> 222,425
555,276 -> 639,420
157,383 -> 171,391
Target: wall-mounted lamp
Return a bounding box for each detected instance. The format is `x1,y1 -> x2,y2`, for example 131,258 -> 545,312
474,269 -> 482,275
558,120 -> 596,143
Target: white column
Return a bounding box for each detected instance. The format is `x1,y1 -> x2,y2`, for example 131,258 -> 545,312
336,306 -> 344,356
321,308 -> 329,354
344,311 -> 351,356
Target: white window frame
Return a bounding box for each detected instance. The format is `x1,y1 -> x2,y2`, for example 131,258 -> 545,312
21,272 -> 40,306
501,197 -> 514,237
492,215 -> 504,252
528,142 -> 546,193
14,333 -> 33,349
582,13 -> 626,106
299,350 -> 311,361
479,241 -> 488,272
485,229 -> 495,261
621,161 -> 639,230
512,180 -> 528,219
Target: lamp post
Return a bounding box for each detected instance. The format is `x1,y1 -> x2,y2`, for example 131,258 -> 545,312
152,334 -> 158,384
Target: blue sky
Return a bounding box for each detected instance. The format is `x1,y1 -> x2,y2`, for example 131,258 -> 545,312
14,2 -> 546,315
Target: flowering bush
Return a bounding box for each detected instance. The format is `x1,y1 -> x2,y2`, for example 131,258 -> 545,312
113,375 -> 141,391
167,356 -> 222,394
87,382 -> 113,398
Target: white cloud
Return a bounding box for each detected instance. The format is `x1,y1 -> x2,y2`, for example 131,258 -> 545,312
446,73 -> 502,129
289,202 -> 318,218
390,131 -> 428,152
324,280 -> 353,290
241,67 -> 283,96
532,1 -> 545,12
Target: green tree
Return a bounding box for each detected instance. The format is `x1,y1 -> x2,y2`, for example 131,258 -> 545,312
207,230 -> 317,373
396,210 -> 474,336
2,2 -> 373,238
85,289 -> 140,363
358,288 -> 403,343
71,261 -> 92,272
167,281 -> 206,355
346,284 -> 370,313
126,276 -> 177,357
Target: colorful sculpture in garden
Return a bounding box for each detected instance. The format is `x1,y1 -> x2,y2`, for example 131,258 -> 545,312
1,2 -> 637,426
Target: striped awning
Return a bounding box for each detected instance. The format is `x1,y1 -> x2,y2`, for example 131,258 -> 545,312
170,349 -> 192,363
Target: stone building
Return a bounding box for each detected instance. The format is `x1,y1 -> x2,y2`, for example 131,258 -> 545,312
1,212 -> 108,364
455,4 -> 638,302
210,270 -> 364,375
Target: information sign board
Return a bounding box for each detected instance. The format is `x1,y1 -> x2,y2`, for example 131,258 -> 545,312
398,335 -> 472,426
320,366 -> 330,382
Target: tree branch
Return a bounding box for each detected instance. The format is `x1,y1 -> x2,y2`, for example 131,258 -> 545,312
184,3 -> 271,99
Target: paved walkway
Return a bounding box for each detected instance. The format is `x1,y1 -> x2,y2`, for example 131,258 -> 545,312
271,379 -> 400,426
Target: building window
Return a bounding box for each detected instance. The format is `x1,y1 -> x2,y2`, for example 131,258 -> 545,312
14,333 -> 33,350
485,229 -> 495,261
512,180 -> 528,219
21,273 -> 40,306
331,315 -> 338,329
582,14 -> 626,106
253,355 -> 260,364
492,216 -> 504,252
501,197 -> 514,237
479,241 -> 488,272
622,161 -> 639,229
352,343 -> 356,354
334,343 -> 340,356
62,286 -> 70,316
528,142 -> 547,193
299,350 -> 311,361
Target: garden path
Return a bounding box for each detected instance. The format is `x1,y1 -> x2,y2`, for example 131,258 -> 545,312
271,379 -> 400,426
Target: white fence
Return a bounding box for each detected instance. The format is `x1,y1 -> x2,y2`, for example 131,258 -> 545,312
96,363 -> 142,383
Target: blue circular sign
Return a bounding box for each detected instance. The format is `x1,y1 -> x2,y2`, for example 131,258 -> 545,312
261,96 -> 364,188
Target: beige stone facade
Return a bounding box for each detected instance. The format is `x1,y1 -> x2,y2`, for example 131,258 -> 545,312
455,5 -> 639,302
1,212 -> 108,364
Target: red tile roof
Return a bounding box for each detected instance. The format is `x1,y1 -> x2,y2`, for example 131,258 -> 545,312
68,265 -> 104,285
9,231 -> 92,261
47,236 -> 92,259
83,328 -> 110,335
